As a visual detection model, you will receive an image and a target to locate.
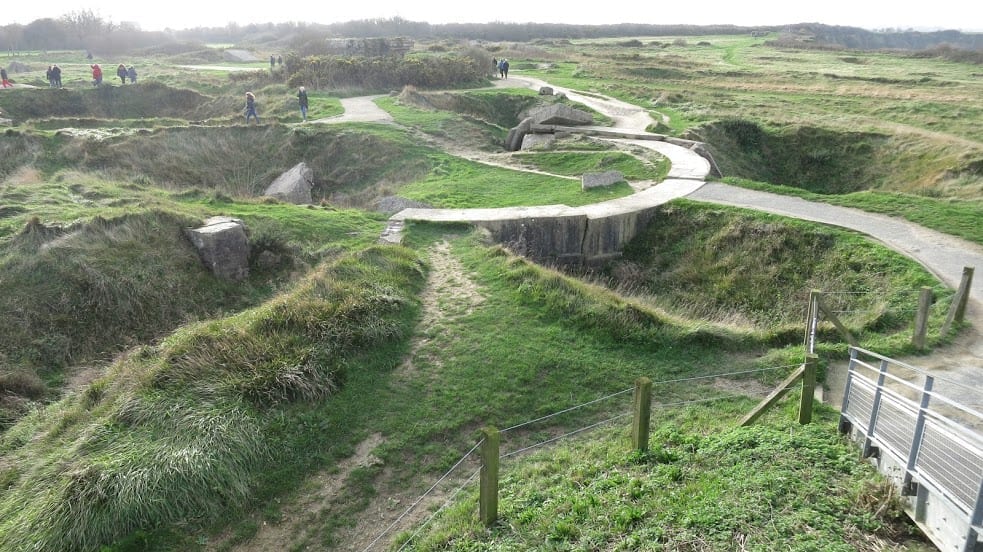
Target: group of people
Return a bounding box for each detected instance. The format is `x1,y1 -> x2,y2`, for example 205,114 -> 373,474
494,57 -> 510,78
88,63 -> 136,86
269,54 -> 283,71
45,65 -> 63,87
242,86 -> 309,124
0,60 -> 139,90
115,64 -> 137,84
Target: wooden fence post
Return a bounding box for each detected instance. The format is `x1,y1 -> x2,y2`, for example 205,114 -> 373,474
632,377 -> 653,452
912,286 -> 933,349
803,290 -> 820,353
479,427 -> 500,527
799,354 -> 818,425
941,267 -> 974,336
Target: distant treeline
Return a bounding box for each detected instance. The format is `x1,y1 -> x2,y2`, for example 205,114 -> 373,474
769,23 -> 983,53
1,13 -> 980,56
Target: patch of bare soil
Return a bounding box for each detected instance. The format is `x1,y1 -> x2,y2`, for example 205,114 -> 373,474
710,377 -> 775,399
396,239 -> 485,378
218,239 -> 486,552
333,239 -> 486,551
215,434 -> 385,552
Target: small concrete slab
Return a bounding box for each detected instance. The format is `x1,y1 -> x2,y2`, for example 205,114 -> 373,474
185,216 -> 250,281
520,133 -> 556,150
582,171 -> 625,190
529,104 -> 593,126
223,49 -> 260,62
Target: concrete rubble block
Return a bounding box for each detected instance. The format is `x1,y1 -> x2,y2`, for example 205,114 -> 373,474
520,133 -> 556,151
529,104 -> 593,126
538,86 -> 554,95
264,162 -> 314,204
582,170 -> 625,190
378,220 -> 404,245
185,216 -> 250,281
505,117 -> 533,152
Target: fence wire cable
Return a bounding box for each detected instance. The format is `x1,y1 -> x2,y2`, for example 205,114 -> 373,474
501,413 -> 633,459
501,365 -> 795,435
651,394 -> 756,409
501,387 -> 634,433
396,467 -> 481,552
361,439 -> 483,552
649,364 -> 797,386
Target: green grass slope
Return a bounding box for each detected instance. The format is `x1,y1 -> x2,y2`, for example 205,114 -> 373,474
403,404 -> 925,551
0,246 -> 426,552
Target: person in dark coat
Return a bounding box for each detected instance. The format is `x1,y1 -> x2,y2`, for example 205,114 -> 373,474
297,86 -> 309,121
245,91 -> 259,123
51,65 -> 62,87
116,64 -> 127,84
501,59 -> 510,79
127,66 -> 137,83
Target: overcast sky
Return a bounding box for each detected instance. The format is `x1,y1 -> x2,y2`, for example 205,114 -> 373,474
5,1 -> 981,32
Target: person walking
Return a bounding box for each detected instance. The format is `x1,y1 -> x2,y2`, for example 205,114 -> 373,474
51,65 -> 62,87
1,66 -> 11,88
244,91 -> 259,124
46,65 -> 54,87
91,64 -> 103,86
116,64 -> 127,85
126,65 -> 137,84
270,55 -> 276,72
501,59 -> 509,79
497,58 -> 504,78
297,86 -> 309,121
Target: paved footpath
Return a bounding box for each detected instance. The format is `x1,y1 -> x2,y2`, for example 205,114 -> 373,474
373,75 -> 981,400
686,183 -> 983,408
687,183 -> 983,308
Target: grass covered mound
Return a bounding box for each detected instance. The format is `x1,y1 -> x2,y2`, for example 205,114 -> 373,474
605,201 -> 946,335
0,245 -> 425,552
0,82 -> 214,121
0,211 -> 250,370
404,405 -> 922,551
49,125 -> 431,203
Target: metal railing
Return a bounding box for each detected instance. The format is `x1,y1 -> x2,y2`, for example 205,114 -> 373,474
838,346 -> 983,552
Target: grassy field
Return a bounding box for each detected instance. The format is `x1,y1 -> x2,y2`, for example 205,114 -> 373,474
0,32 -> 976,551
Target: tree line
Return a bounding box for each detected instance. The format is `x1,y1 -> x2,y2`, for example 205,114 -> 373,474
2,13 -> 979,56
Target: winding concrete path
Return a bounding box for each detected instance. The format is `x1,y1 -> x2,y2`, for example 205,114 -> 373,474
333,75 -> 978,398
383,75 -> 712,246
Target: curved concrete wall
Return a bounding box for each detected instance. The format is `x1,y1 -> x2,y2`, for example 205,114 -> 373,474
387,138 -> 711,266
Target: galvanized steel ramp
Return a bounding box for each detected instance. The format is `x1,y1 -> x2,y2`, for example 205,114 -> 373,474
839,347 -> 983,552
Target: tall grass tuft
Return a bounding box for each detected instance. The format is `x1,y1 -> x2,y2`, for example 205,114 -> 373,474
0,245 -> 425,551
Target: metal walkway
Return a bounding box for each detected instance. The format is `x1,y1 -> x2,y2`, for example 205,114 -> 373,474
839,346 -> 983,552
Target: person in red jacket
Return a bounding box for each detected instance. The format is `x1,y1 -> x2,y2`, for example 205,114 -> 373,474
91,64 -> 103,86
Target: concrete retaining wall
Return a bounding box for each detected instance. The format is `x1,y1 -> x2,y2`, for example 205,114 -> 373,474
476,213 -> 588,265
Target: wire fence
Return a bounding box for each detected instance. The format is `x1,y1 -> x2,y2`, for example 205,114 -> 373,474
362,362 -> 796,551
